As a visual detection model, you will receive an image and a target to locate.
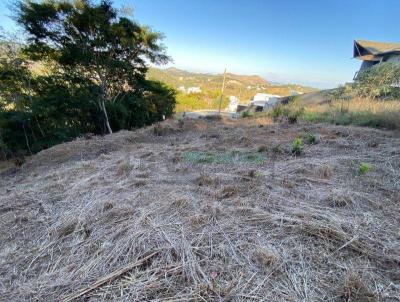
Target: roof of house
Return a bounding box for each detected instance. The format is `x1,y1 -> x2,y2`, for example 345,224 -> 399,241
354,40 -> 400,61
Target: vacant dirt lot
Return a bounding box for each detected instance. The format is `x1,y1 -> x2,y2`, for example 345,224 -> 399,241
1,117 -> 399,301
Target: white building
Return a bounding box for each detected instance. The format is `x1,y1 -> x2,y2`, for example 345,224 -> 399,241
226,96 -> 239,112
249,93 -> 280,109
177,86 -> 186,92
353,40 -> 400,79
187,87 -> 202,94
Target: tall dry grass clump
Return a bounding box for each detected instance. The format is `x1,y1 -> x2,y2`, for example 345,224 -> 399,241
304,97 -> 400,129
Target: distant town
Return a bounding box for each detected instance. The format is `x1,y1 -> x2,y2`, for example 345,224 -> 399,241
147,67 -> 316,112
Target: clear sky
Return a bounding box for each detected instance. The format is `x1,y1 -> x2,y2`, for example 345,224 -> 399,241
1,0 -> 399,88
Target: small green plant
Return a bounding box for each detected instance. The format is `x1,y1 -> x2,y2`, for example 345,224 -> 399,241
291,137 -> 303,155
304,132 -> 318,144
241,111 -> 252,118
358,162 -> 371,175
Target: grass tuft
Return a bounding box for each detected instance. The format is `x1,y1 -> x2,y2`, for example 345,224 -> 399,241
291,138 -> 303,155
183,151 -> 265,164
340,273 -> 377,302
241,111 -> 253,118
117,161 -> 132,175
358,162 -> 371,175
304,132 -> 319,144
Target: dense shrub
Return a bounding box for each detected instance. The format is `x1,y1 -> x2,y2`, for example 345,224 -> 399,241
107,81 -> 176,131
353,63 -> 400,99
0,75 -> 175,157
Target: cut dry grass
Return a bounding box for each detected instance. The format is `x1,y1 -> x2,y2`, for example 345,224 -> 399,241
0,117 -> 399,301
340,273 -> 378,302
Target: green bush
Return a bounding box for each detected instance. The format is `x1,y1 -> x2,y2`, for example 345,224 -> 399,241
291,137 -> 303,155
241,111 -> 252,118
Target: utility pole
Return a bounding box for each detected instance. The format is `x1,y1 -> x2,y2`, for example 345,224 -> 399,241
218,68 -> 227,114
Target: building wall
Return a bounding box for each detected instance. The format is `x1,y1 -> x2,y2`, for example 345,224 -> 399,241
359,60 -> 377,72
385,54 -> 400,63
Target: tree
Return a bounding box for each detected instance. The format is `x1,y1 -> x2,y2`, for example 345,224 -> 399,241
16,0 -> 170,134
0,1 -> 175,158
0,36 -> 36,155
0,38 -> 32,111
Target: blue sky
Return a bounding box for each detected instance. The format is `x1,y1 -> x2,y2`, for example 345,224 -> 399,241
1,0 -> 399,88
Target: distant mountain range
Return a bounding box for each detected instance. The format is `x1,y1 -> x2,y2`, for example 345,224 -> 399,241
147,67 -> 318,100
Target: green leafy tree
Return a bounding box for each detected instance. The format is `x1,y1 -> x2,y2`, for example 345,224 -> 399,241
0,36 -> 36,155
0,38 -> 33,111
0,1 -> 176,159
16,0 -> 170,134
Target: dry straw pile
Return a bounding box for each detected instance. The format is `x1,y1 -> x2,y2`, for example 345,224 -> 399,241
0,117 -> 399,301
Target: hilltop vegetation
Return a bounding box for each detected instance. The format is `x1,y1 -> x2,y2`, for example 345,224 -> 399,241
0,0 -> 175,159
268,62 -> 400,130
147,67 -> 318,112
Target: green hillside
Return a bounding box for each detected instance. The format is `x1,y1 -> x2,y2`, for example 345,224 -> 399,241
147,67 -> 318,112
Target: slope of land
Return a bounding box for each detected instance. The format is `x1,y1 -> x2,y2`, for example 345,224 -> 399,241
1,118 -> 399,301
148,67 -> 318,100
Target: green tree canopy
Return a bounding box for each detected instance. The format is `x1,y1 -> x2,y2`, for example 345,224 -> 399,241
16,0 -> 171,133
0,1 -> 176,159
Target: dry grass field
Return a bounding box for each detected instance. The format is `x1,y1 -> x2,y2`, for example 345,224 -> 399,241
0,117 -> 399,301
303,97 -> 400,130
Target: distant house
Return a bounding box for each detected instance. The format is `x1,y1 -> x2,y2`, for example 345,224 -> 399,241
177,86 -> 186,92
187,87 -> 202,94
249,93 -> 280,109
353,40 -> 400,78
226,96 -> 239,112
